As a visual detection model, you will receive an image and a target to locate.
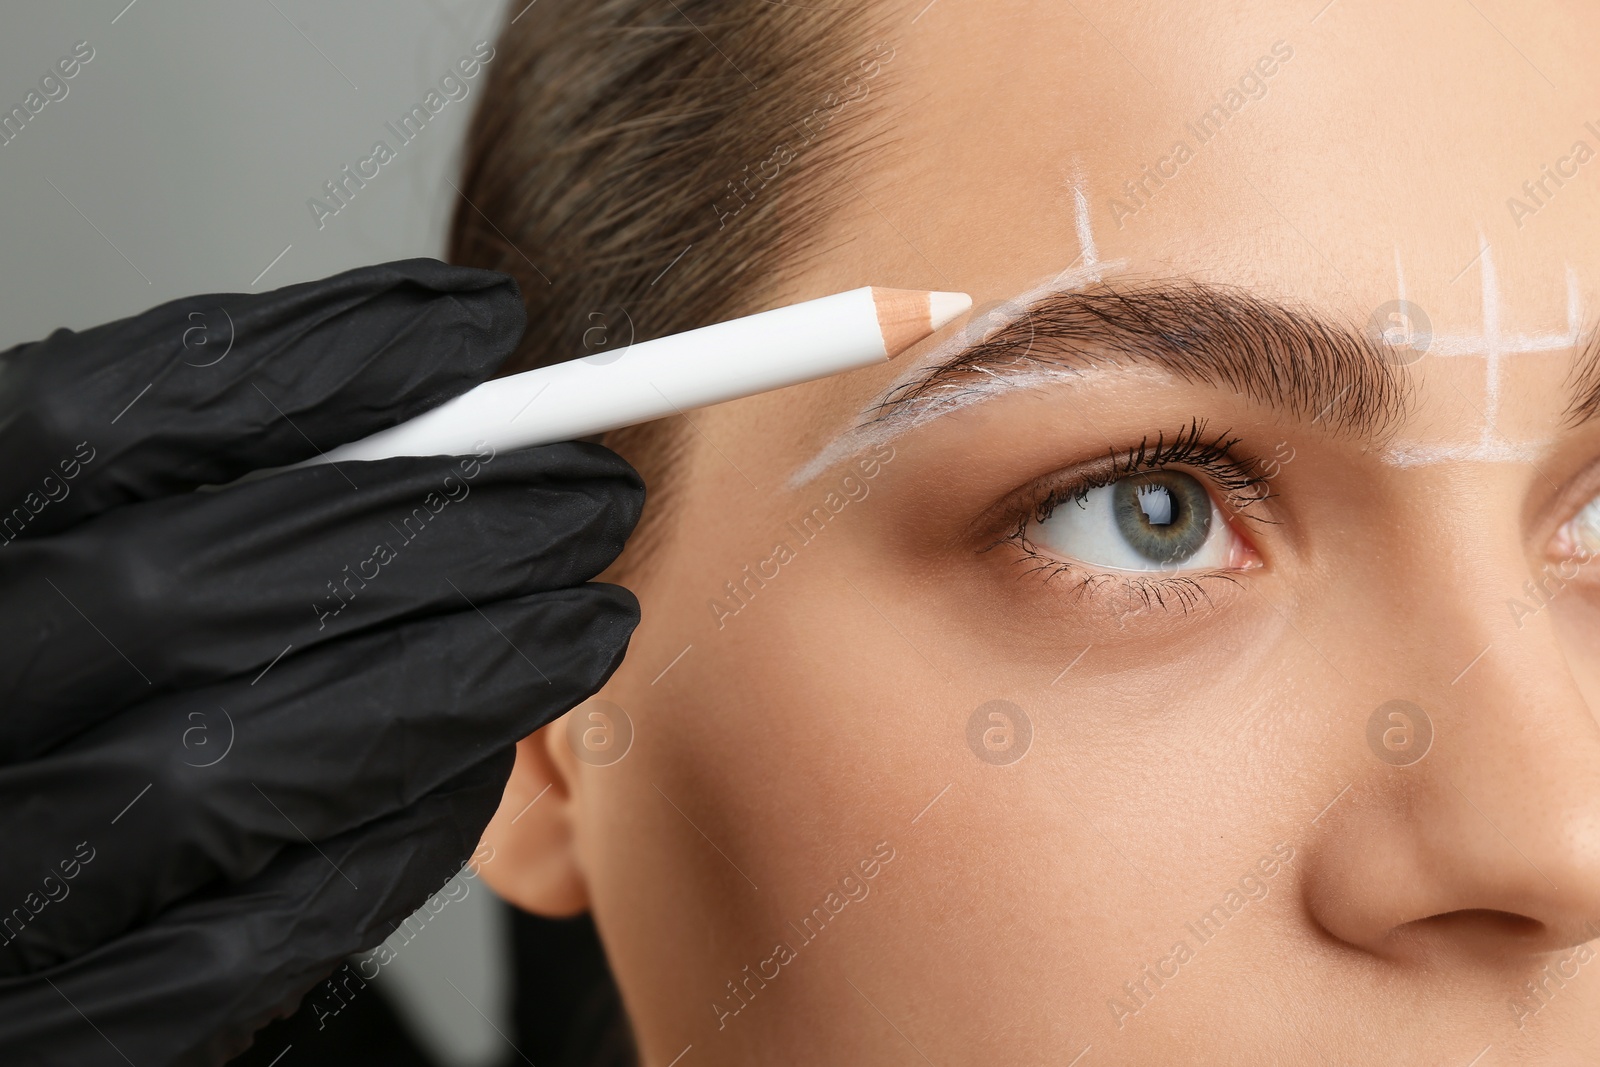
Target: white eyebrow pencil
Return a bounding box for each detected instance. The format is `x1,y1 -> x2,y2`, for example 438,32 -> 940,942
302,286 -> 971,465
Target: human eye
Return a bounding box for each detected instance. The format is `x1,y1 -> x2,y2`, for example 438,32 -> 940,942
1034,467 -> 1245,570
991,420 -> 1267,613
1551,491 -> 1600,564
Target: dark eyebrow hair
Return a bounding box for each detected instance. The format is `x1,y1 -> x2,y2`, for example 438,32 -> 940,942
1564,332 -> 1600,425
870,280 -> 1412,436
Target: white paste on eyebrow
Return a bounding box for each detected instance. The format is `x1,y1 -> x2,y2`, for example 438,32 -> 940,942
1384,237 -> 1572,467
786,362 -> 1109,485
787,172 -> 1123,488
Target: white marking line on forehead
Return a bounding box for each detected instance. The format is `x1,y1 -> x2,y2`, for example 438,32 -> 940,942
1383,255 -> 1582,356
1072,163 -> 1098,272
1427,333 -> 1573,355
788,173 -> 1119,489
1383,243 -> 1577,467
1481,234 -> 1502,448
1387,439 -> 1546,466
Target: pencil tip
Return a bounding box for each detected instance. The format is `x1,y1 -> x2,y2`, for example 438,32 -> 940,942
870,286 -> 973,358
928,290 -> 972,331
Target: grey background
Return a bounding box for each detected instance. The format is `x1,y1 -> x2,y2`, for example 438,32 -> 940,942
2,2 -> 520,1063
0,0 -> 511,344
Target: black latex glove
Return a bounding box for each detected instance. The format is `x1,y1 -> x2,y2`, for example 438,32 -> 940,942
0,259 -> 644,1065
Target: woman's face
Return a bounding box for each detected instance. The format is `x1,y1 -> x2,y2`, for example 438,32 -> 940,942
483,1 -> 1600,1062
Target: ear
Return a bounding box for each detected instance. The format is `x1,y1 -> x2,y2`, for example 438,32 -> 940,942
477,711 -> 589,916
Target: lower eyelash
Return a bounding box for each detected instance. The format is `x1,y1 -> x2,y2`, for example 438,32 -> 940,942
1002,532 -> 1243,616
1084,571 -> 1237,613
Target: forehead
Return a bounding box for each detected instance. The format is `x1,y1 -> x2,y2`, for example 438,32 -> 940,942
793,0 -> 1600,327
732,0 -> 1600,468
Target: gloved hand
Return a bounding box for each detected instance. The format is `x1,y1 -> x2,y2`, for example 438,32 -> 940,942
0,259 -> 643,1065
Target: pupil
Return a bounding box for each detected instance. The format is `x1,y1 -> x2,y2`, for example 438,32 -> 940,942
1137,484 -> 1173,525
1113,471 -> 1211,564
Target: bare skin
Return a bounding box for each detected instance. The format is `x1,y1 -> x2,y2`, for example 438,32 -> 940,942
480,2 -> 1600,1063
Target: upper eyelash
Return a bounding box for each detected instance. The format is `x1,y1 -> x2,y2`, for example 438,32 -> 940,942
1027,419 -> 1272,526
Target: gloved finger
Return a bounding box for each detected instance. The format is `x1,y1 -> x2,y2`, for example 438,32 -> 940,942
0,749 -> 513,1067
1,441 -> 642,763
0,258 -> 525,538
0,581 -> 635,976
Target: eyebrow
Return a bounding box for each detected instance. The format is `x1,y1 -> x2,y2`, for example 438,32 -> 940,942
868,279 -> 1411,437
1564,332 -> 1600,425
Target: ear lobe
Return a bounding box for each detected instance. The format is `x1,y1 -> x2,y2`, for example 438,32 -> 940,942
477,715 -> 590,917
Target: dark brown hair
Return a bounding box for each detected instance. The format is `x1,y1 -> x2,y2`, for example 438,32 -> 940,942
449,0 -> 896,558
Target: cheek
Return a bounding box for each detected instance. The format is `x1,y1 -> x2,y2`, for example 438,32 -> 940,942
585,508 -> 1046,1025
572,406 -> 1327,1058
575,478 -> 970,1036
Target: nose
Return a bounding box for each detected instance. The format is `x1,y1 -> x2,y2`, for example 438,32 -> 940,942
1304,600 -> 1600,963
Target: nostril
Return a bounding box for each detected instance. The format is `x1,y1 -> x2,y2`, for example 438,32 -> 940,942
1400,909 -> 1546,950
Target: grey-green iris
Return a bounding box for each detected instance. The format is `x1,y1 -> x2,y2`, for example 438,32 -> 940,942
1111,471 -> 1212,564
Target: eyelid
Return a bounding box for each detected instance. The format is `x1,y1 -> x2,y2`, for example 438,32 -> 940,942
1015,462 -> 1269,556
